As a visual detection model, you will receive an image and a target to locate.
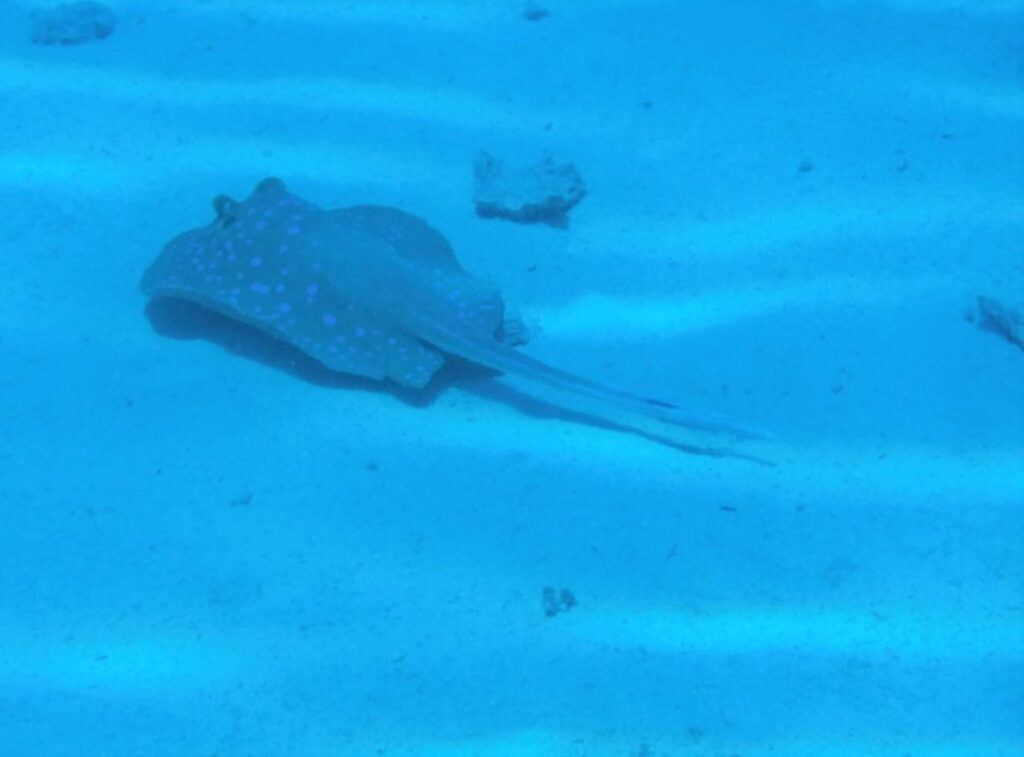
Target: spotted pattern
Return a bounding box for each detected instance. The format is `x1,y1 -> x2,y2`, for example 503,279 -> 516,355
141,178 -> 506,388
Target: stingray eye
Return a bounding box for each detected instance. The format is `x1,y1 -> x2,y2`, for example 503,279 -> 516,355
256,177 -> 286,195
212,194 -> 238,227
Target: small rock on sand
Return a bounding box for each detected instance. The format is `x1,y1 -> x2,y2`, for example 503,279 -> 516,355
522,2 -> 550,21
473,151 -> 586,229
974,295 -> 1024,352
542,586 -> 577,617
31,1 -> 116,46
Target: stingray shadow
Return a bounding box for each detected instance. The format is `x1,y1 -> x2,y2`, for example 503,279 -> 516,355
145,297 -> 462,408
145,298 -> 767,463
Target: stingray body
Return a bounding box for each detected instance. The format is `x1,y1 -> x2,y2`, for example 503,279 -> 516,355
142,178 -> 758,451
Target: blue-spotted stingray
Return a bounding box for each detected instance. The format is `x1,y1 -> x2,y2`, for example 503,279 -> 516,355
142,178 -> 761,456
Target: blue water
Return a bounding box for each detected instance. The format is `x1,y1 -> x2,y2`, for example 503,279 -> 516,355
0,1 -> 1021,755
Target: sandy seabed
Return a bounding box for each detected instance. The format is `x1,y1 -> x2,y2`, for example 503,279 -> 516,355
0,1 -> 1021,755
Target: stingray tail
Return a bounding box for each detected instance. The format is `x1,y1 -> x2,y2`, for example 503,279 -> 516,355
425,323 -> 766,443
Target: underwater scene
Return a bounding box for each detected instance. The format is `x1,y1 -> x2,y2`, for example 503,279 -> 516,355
0,0 -> 1021,754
